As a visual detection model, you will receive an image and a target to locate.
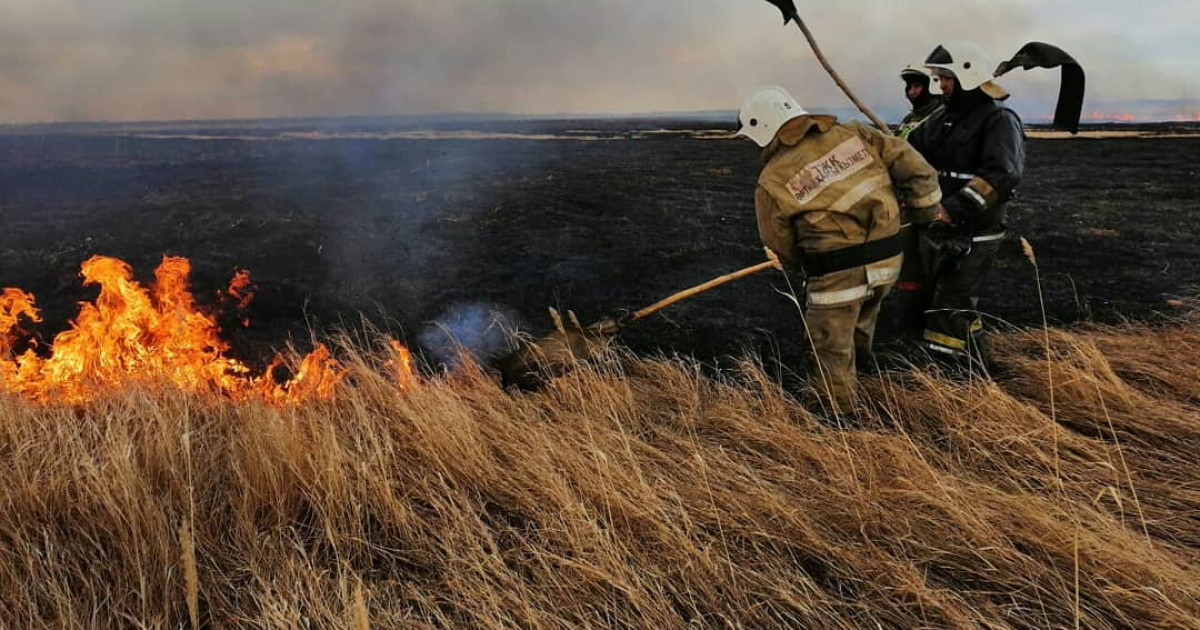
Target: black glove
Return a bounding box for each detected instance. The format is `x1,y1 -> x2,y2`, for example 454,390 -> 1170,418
920,226 -> 972,281
942,195 -> 972,226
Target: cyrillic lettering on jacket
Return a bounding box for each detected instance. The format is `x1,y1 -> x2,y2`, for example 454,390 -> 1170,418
785,137 -> 874,206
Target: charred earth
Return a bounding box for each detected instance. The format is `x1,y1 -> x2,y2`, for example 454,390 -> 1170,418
2,117 -> 1198,372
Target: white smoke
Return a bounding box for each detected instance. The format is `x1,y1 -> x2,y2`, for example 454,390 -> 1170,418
0,0 -> 1195,123
417,301 -> 524,369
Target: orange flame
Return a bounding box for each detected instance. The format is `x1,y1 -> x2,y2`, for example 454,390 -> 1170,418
0,288 -> 41,356
389,340 -> 416,390
1085,109 -> 1138,122
1083,109 -> 1200,123
224,269 -> 255,310
0,255 -> 415,404
221,269 -> 255,327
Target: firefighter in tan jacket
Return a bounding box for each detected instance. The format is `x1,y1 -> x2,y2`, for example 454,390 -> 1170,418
737,86 -> 945,414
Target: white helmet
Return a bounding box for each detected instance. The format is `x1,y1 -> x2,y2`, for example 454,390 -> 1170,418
901,63 -> 941,95
925,41 -> 1008,99
736,85 -> 808,148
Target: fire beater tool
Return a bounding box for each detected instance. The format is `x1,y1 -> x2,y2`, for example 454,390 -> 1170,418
760,0 -> 893,134
994,42 -> 1086,134
499,260 -> 779,388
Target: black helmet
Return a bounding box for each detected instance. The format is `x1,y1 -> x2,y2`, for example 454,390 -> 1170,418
900,64 -> 931,87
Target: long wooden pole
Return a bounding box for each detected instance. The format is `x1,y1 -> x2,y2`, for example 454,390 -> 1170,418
627,260 -> 779,323
789,17 -> 893,135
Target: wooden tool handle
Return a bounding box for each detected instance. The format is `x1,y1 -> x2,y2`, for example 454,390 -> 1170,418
791,19 -> 893,135
628,260 -> 779,323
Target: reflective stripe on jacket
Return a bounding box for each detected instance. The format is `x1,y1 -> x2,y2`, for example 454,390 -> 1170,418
907,92 -> 1025,233
898,96 -> 944,140
755,115 -> 942,307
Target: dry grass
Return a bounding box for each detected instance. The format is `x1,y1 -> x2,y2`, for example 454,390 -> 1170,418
1,314 -> 1198,629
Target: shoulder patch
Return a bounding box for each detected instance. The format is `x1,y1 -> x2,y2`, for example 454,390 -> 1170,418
785,136 -> 874,206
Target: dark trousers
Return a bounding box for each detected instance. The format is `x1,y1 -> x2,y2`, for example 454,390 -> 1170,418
894,224 -> 933,334
901,225 -> 1001,367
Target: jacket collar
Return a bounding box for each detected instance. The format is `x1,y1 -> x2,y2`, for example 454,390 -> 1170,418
946,88 -> 993,114
912,94 -> 944,118
763,115 -> 838,162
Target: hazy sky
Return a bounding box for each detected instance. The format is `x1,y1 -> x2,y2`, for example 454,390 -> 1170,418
1,0 -> 1196,123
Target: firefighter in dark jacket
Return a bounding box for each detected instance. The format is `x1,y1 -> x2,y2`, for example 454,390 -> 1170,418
898,65 -> 944,140
895,63 -> 947,334
906,41 -> 1026,371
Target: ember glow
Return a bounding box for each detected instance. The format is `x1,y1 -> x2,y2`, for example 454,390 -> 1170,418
0,256 -> 415,404
1084,110 -> 1138,122
1081,109 -> 1200,123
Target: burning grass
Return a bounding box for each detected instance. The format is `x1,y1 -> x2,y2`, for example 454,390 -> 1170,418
0,313 -> 1198,628
0,256 -> 411,404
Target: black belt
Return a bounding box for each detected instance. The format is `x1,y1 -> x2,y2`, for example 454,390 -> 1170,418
802,233 -> 902,277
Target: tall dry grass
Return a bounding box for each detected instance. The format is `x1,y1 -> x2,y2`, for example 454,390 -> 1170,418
0,314 -> 1197,629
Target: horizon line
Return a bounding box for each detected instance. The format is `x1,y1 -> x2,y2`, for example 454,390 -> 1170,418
2,102 -> 1198,130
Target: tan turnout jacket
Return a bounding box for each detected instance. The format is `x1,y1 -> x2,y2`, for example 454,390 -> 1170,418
755,115 -> 942,307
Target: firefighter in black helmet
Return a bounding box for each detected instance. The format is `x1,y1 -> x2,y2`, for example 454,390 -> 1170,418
894,64 -> 948,337
898,65 -> 944,140
905,41 -> 1026,374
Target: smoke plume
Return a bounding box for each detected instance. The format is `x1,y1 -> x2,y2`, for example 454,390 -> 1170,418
1,0 -> 1196,123
417,302 -> 524,370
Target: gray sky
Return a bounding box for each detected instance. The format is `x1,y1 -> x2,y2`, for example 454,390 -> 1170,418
2,0 -> 1197,123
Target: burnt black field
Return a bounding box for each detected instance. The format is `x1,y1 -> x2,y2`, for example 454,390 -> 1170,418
2,117 -> 1198,374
